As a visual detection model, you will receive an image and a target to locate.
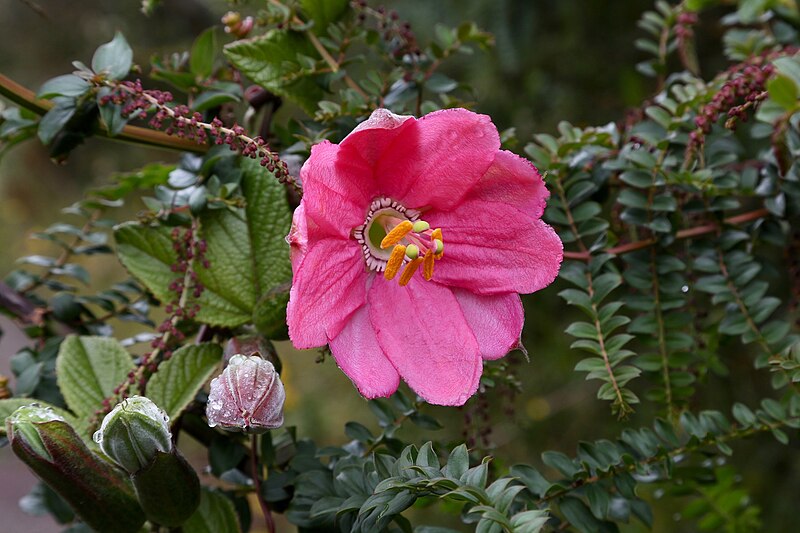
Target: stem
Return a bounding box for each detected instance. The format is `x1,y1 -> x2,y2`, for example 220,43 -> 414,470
715,244 -> 800,393
267,0 -> 368,99
0,73 -> 206,154
250,434 -> 276,533
537,415 -> 797,504
118,84 -> 302,196
586,271 -> 631,418
650,246 -> 675,420
563,208 -> 770,261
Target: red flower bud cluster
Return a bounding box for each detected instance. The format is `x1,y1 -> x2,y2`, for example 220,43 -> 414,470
675,11 -> 698,43
687,53 -> 784,152
93,225 -> 209,426
99,80 -> 294,187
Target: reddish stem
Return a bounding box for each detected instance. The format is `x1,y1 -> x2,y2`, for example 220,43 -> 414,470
251,434 -> 276,533
563,208 -> 770,261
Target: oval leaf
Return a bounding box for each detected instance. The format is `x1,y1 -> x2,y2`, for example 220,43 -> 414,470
55,335 -> 134,417
146,343 -> 223,423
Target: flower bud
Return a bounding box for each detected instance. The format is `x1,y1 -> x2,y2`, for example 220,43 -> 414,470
207,354 -> 285,433
6,404 -> 145,533
95,396 -> 200,526
93,395 -> 172,474
224,333 -> 281,371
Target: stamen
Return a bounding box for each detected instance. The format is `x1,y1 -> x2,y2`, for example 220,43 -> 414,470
405,244 -> 419,260
412,220 -> 430,233
398,257 -> 423,286
431,228 -> 442,241
380,220 -> 413,249
384,245 -> 406,281
433,239 -> 444,254
423,250 -> 435,281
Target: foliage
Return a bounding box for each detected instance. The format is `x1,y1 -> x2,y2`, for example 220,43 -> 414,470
1,0 -> 800,531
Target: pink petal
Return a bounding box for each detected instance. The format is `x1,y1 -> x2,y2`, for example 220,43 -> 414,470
426,150 -> 563,295
429,209 -> 563,295
471,150 -> 550,218
339,108 -> 415,168
328,305 -> 400,399
453,289 -> 524,360
287,203 -> 308,274
287,238 -> 367,348
368,277 -> 482,406
300,140 -> 376,238
375,108 -> 500,211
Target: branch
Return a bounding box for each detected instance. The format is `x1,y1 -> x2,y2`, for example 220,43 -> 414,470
267,0 -> 368,99
563,208 -> 770,261
0,73 -> 206,154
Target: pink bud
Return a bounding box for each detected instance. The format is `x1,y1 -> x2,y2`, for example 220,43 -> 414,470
206,355 -> 285,433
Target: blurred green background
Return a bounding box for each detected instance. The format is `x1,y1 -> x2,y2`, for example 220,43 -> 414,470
1,0 -> 795,531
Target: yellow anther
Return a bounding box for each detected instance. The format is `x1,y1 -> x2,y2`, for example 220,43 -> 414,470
423,250 -> 435,281
398,257 -> 423,286
380,220 -> 413,249
431,228 -> 443,241
384,245 -> 406,281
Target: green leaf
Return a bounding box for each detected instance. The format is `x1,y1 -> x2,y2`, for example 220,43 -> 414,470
767,74 -> 799,111
92,32 -> 133,80
99,103 -> 128,136
183,488 -> 240,533
37,75 -> 91,99
300,0 -> 350,34
559,496 -> 603,533
38,100 -> 76,145
542,451 -> 579,477
55,335 -> 135,418
445,444 -> 469,479
0,398 -> 75,436
115,158 -> 292,330
190,28 -> 218,78
224,30 -> 326,114
145,344 -> 222,423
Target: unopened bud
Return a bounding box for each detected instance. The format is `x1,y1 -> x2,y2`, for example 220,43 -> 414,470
207,354 -> 285,433
94,396 -> 172,474
6,404 -> 145,533
224,334 -> 281,371
95,396 -> 200,526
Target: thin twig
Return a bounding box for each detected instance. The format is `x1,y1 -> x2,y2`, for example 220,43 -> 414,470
267,0 -> 368,99
563,208 -> 770,261
0,73 -> 206,153
250,434 -> 276,533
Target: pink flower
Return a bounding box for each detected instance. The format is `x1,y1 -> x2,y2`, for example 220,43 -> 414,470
287,108 -> 563,406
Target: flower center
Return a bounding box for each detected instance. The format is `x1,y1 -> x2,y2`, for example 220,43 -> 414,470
353,197 -> 444,286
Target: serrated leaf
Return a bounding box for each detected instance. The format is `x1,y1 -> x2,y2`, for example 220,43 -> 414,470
115,158 -> 292,330
55,335 -> 134,417
146,343 -> 222,423
224,30 -> 326,114
183,488 -> 240,533
300,0 -> 349,34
